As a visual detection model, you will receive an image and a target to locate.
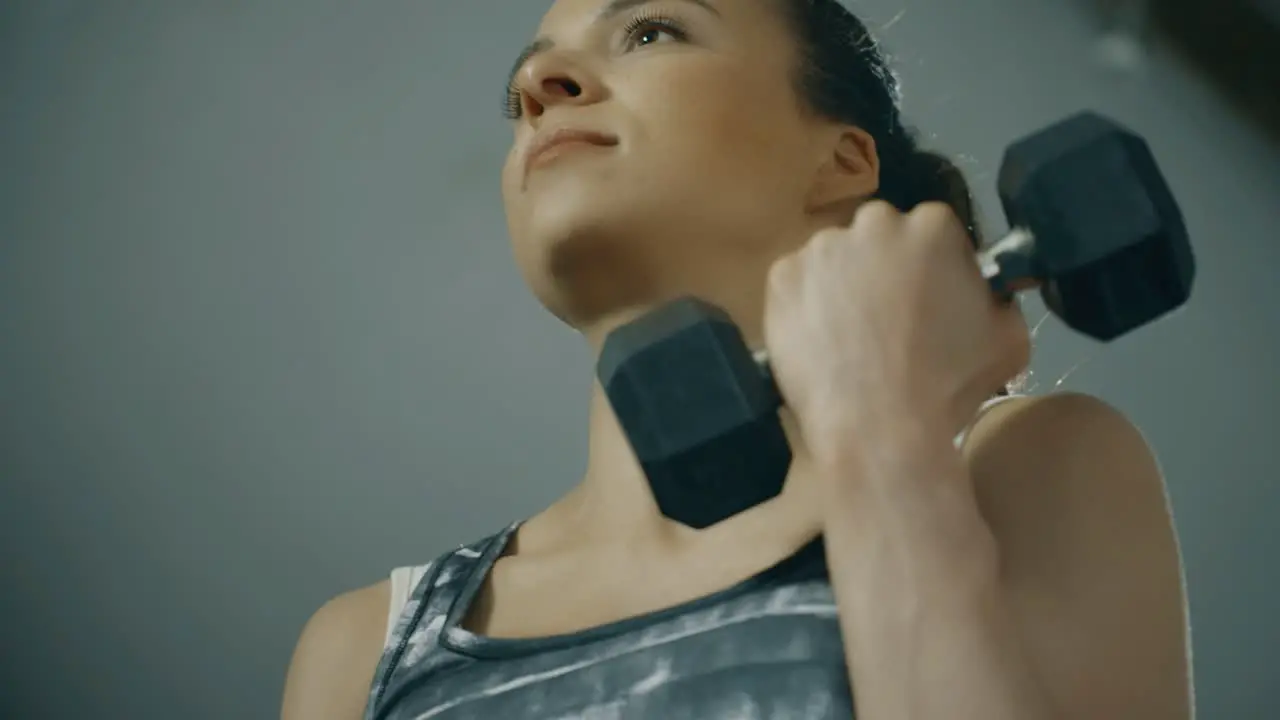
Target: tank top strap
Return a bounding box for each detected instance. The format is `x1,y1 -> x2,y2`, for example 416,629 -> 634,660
385,565 -> 429,645
364,522 -> 520,720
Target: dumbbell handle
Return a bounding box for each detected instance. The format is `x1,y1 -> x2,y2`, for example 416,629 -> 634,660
977,227 -> 1040,297
749,227 -> 1039,399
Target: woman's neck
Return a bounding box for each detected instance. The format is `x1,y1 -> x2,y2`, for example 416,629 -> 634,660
520,380 -> 824,561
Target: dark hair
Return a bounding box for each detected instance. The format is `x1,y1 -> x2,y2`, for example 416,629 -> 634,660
777,1 -> 1022,395
775,0 -> 982,248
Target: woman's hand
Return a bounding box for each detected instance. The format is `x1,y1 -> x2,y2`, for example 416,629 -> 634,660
765,201 -> 1189,720
763,200 -> 1031,468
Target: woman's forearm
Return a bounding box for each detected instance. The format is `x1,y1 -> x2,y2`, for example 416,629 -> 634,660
819,421 -> 1059,720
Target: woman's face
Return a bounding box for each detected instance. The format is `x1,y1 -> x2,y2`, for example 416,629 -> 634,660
501,0 -> 873,334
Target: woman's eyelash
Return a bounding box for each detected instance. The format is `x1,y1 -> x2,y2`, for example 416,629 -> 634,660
504,81 -> 522,120
620,12 -> 689,48
502,12 -> 691,120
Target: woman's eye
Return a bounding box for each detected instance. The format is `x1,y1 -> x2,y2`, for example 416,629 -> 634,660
623,20 -> 687,49
634,26 -> 672,45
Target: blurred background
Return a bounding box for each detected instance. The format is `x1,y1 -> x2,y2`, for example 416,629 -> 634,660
1,0 -> 1277,717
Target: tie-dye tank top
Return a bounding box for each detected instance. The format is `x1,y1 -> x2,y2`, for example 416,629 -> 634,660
362,522 -> 853,719
361,397 -> 1025,718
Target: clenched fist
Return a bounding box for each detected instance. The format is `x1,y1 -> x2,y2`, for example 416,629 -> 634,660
763,200 -> 1030,466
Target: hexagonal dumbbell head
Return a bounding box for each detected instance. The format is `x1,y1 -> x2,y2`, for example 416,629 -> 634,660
597,297 -> 791,529
998,111 -> 1195,341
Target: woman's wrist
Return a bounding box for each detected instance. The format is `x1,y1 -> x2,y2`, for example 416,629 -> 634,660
809,400 -> 964,491
814,403 -> 999,581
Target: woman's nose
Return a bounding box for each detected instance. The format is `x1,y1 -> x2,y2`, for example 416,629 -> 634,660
516,51 -> 604,118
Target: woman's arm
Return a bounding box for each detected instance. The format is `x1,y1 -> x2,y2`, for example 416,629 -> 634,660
821,392 -> 1191,720
281,581 -> 390,720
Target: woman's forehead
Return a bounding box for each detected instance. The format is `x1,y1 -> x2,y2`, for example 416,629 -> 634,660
536,0 -> 755,34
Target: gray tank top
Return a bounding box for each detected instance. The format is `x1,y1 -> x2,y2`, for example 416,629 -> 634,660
363,522 -> 854,719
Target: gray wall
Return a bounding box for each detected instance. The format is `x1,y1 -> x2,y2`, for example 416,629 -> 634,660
1,0 -> 1276,717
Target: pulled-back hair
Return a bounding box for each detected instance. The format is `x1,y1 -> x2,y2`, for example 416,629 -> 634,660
776,0 -> 981,247
776,1 -> 1026,395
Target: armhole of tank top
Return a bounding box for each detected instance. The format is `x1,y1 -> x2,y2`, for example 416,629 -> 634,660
385,564 -> 430,646
954,393 -> 1025,449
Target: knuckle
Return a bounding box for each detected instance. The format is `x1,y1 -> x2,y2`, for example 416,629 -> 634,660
909,202 -> 957,229
908,202 -> 967,252
766,255 -> 794,287
801,229 -> 844,265
862,198 -> 898,215
924,202 -> 967,228
809,227 -> 843,250
855,199 -> 900,226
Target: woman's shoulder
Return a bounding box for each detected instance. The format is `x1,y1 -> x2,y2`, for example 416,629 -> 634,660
960,390 -> 1169,546
281,528 -> 510,719
962,391 -> 1139,460
292,579 -> 392,664
282,580 -> 392,720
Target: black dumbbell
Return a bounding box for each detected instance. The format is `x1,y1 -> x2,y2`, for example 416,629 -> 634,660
597,111 -> 1195,529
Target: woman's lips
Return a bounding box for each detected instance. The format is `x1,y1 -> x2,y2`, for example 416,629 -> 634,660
523,128 -> 618,178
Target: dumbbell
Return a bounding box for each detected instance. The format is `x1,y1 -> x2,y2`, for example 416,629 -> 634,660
596,111 -> 1195,530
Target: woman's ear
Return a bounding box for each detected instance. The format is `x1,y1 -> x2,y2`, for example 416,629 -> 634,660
804,125 -> 880,213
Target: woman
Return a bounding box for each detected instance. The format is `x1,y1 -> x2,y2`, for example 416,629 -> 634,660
282,0 -> 1192,718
